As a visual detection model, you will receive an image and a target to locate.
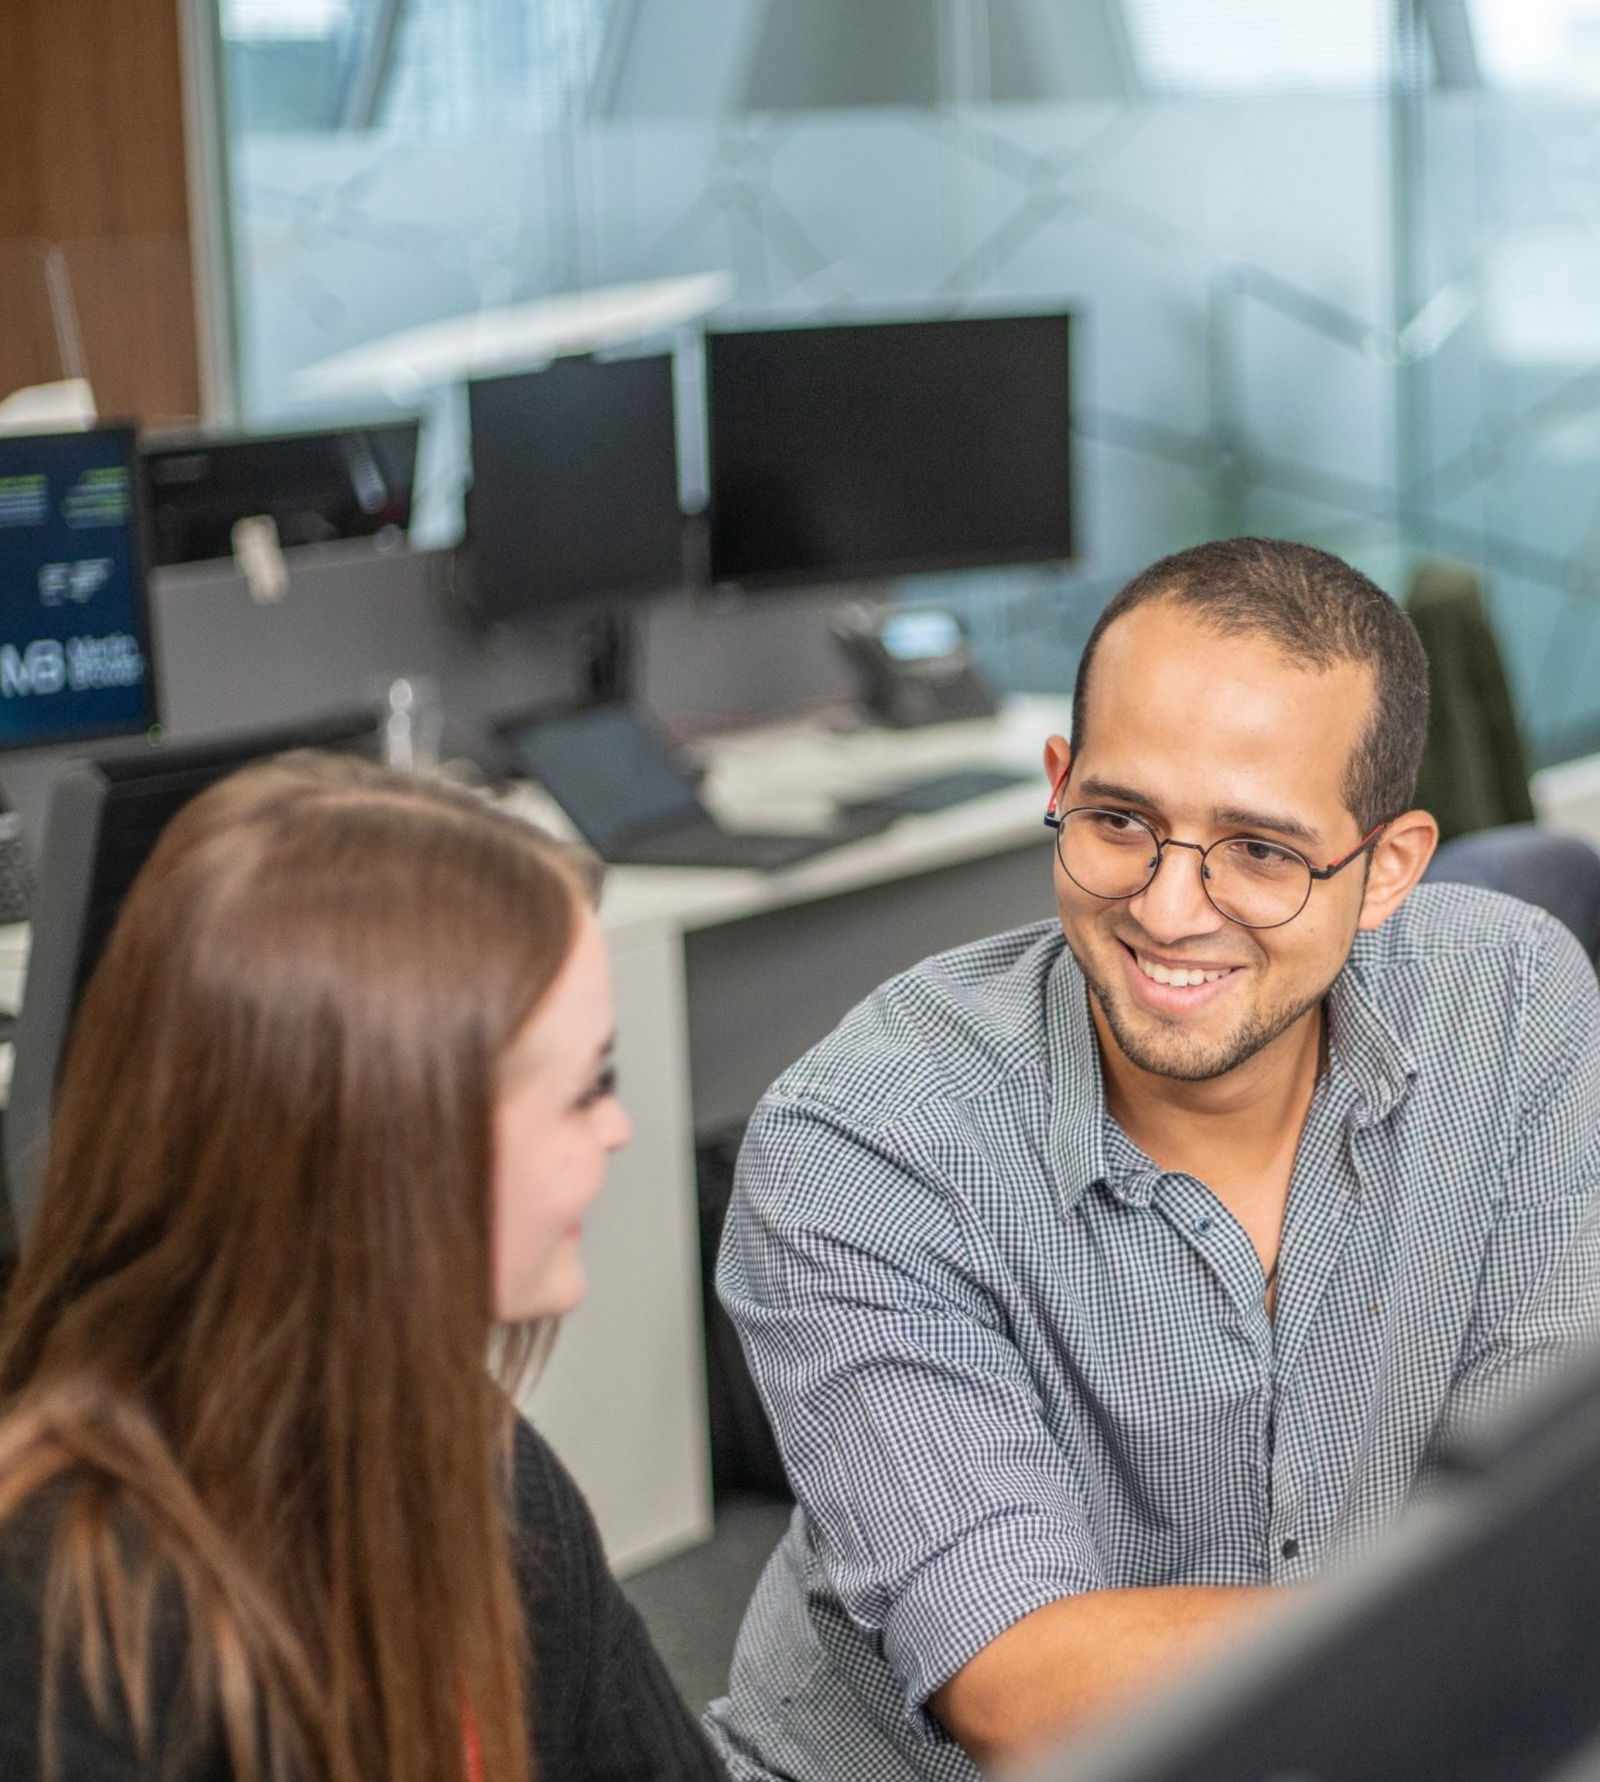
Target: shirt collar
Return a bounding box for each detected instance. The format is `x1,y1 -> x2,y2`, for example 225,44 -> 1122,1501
1043,941 -> 1420,1213
1044,949 -> 1111,1214
1325,964 -> 1419,1126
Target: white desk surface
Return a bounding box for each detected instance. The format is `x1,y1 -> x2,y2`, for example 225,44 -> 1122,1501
500,694 -> 1072,943
0,694 -> 1070,1011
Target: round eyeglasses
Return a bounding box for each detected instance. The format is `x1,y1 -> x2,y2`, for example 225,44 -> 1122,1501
1045,805 -> 1388,930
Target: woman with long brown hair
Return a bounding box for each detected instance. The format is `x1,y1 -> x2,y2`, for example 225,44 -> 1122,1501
0,752 -> 726,1781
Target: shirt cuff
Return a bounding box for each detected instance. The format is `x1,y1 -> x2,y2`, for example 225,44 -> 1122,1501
880,1510 -> 1108,1746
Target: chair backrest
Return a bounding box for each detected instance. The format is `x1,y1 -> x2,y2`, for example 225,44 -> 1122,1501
5,711 -> 382,1243
1425,821 -> 1600,969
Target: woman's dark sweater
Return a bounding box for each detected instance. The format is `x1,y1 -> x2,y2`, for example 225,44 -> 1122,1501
0,1417 -> 727,1781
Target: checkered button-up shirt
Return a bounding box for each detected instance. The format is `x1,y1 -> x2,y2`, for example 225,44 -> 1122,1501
703,885 -> 1600,1782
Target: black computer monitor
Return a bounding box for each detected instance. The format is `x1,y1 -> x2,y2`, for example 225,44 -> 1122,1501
0,427 -> 159,754
141,419 -> 420,565
3,709 -> 384,1239
704,313 -> 1074,590
1022,1344 -> 1600,1782
465,354 -> 684,623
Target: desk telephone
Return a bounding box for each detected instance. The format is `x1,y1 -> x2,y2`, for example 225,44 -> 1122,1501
831,603 -> 997,728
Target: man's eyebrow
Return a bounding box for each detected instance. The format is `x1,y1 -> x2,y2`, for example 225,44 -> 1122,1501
1077,777 -> 1160,810
1210,805 -> 1320,845
1077,777 -> 1320,845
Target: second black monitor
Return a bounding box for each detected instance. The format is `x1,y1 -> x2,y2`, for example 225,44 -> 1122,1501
706,312 -> 1073,590
466,353 -> 684,621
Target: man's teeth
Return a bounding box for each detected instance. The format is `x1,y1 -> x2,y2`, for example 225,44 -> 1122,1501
1135,953 -> 1233,988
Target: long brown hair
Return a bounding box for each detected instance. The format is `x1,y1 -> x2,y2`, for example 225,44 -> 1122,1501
0,751 -> 594,1782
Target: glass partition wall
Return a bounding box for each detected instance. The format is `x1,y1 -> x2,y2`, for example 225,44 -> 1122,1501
211,0 -> 1600,768
1397,0 -> 1600,767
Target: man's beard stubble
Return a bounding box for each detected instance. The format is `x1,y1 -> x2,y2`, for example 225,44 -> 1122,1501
1065,928 -> 1337,1084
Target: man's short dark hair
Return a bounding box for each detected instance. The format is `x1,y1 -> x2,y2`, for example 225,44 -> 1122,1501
1070,537 -> 1430,833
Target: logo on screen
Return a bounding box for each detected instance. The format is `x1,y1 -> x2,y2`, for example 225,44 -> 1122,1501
0,634 -> 144,698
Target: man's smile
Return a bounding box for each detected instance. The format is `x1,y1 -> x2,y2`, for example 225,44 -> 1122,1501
1114,937 -> 1247,1013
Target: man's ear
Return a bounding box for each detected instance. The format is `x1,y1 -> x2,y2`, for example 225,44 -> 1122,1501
1043,735 -> 1072,809
1357,809 -> 1440,931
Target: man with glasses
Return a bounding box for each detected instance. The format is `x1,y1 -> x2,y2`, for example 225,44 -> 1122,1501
705,537 -> 1600,1782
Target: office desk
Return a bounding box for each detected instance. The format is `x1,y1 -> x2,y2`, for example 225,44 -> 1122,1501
516,696 -> 1070,1573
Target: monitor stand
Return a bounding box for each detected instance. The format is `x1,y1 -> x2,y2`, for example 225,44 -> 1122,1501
575,606 -> 635,707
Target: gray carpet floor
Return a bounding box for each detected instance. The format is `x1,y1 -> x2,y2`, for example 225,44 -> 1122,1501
621,1492 -> 794,1713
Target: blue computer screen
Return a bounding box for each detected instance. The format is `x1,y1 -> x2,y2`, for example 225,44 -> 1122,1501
0,427 -> 158,752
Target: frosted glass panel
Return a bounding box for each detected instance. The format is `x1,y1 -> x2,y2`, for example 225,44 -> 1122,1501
223,95 -> 1393,698
1470,0 -> 1600,94
1402,81 -> 1600,764
214,1 -> 1600,765
1124,0 -> 1390,95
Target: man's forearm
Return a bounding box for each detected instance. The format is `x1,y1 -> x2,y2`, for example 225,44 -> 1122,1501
931,1583 -> 1278,1768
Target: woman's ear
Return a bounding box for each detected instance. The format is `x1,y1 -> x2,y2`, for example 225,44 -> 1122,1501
1357,809 -> 1440,932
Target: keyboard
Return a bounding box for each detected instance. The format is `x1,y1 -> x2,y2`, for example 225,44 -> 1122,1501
841,766 -> 1030,817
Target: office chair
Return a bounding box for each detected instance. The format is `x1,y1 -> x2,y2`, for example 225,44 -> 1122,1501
1426,823 -> 1600,969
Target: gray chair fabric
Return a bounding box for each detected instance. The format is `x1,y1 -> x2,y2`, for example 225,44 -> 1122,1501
1425,823 -> 1600,968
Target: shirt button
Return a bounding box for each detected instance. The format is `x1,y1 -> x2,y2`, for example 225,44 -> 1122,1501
1281,1538 -> 1300,1560
1195,1217 -> 1213,1234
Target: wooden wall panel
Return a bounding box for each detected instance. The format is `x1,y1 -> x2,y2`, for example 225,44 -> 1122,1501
0,0 -> 201,425
0,6 -> 42,238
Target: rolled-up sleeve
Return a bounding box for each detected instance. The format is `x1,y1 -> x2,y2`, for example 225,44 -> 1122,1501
717,1090 -> 1105,1735
1440,919 -> 1600,1436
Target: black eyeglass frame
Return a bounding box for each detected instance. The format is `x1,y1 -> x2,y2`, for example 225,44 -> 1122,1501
1043,803 -> 1391,930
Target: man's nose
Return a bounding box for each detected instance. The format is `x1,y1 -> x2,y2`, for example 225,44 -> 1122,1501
1127,841 -> 1228,941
